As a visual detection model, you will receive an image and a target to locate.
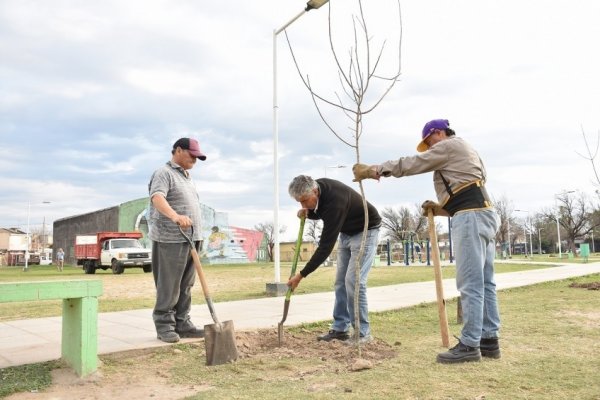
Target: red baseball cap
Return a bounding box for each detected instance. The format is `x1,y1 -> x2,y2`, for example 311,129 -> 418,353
173,138 -> 206,160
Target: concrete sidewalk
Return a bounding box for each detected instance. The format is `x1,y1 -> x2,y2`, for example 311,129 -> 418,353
1,262 -> 599,369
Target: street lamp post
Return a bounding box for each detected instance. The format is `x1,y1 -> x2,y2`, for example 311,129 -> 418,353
592,230 -> 596,253
23,202 -> 31,272
556,214 -> 562,258
272,0 -> 329,287
515,209 -> 532,259
23,200 -> 51,272
523,225 -> 528,258
507,217 -> 512,258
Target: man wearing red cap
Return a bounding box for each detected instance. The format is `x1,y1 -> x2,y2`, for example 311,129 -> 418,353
148,138 -> 207,343
352,119 -> 501,364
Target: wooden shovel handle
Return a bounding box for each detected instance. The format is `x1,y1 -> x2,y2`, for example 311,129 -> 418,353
427,209 -> 450,347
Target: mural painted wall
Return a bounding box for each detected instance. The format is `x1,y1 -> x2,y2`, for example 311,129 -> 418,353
55,197 -> 265,265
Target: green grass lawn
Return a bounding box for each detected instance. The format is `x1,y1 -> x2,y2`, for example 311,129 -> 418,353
2,273 -> 599,399
0,261 -> 560,321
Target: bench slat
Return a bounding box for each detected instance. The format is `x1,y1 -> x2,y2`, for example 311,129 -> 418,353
0,280 -> 103,303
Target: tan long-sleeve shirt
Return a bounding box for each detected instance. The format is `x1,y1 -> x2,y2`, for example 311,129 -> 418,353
377,136 -> 487,205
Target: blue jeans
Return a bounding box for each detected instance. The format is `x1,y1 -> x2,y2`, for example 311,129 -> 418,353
332,228 -> 379,337
452,209 -> 501,348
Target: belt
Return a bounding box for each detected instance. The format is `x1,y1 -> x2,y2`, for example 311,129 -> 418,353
442,181 -> 492,217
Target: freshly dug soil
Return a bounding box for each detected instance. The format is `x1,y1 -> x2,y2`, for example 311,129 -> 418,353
569,281 -> 600,290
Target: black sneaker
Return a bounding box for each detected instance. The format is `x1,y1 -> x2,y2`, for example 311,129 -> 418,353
437,341 -> 481,364
480,338 -> 501,359
157,331 -> 180,343
176,327 -> 205,338
317,330 -> 350,342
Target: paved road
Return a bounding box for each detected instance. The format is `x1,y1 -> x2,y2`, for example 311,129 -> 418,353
1,261 -> 599,369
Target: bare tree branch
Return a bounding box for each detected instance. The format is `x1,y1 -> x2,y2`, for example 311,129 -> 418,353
576,126 -> 600,189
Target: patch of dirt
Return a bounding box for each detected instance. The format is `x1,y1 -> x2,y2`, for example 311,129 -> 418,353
237,328 -> 398,367
560,310 -> 600,328
569,281 -> 600,290
96,274 -> 157,299
6,330 -> 398,400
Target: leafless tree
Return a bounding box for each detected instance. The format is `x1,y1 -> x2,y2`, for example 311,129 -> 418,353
304,219 -> 322,244
576,127 -> 600,193
380,205 -> 428,242
254,222 -> 287,262
286,0 -> 402,352
540,191 -> 600,255
492,195 -> 514,254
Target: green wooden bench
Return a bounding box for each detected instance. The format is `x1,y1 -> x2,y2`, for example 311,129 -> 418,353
0,280 -> 103,377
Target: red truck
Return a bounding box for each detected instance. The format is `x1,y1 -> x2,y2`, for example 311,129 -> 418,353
75,232 -> 152,275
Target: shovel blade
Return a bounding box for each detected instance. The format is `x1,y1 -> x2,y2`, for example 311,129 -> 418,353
277,299 -> 291,347
204,320 -> 238,366
277,322 -> 283,346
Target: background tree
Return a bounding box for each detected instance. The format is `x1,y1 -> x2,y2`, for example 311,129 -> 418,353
492,195 -> 514,255
541,191 -> 599,255
304,219 -> 322,244
380,205 -> 428,242
254,222 -> 287,262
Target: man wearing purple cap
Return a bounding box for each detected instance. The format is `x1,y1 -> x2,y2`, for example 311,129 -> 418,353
148,138 -> 207,343
352,119 -> 501,364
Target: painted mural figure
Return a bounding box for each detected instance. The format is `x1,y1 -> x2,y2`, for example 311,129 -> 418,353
207,226 -> 228,258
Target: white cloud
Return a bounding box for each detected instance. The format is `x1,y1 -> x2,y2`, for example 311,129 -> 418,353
122,67 -> 205,97
0,0 -> 599,235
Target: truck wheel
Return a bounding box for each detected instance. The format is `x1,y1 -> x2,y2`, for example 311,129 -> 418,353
143,265 -> 152,273
111,259 -> 124,274
84,261 -> 96,274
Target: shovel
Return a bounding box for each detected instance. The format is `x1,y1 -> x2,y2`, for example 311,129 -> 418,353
426,209 -> 450,347
277,216 -> 306,346
179,226 -> 238,366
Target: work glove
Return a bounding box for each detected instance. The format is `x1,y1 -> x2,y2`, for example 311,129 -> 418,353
421,200 -> 448,217
352,163 -> 380,182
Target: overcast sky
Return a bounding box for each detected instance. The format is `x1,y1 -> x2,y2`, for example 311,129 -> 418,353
1,0 -> 598,241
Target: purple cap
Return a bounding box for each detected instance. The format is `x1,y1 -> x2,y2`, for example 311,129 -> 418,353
417,119 -> 449,152
173,138 -> 207,160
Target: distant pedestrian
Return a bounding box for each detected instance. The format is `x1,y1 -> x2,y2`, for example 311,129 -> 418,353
287,175 -> 381,344
56,248 -> 64,272
148,137 -> 207,343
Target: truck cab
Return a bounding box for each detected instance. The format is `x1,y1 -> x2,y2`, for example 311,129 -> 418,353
101,238 -> 152,274
76,232 -> 152,275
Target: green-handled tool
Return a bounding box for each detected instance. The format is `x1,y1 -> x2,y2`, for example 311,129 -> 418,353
277,216 -> 306,346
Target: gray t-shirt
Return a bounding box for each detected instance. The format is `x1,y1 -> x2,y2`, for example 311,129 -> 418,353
148,160 -> 202,242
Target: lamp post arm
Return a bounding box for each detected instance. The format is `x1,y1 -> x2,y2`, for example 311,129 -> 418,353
276,10 -> 307,36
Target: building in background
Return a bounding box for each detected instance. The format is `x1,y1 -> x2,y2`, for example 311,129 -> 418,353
52,197 -> 266,266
